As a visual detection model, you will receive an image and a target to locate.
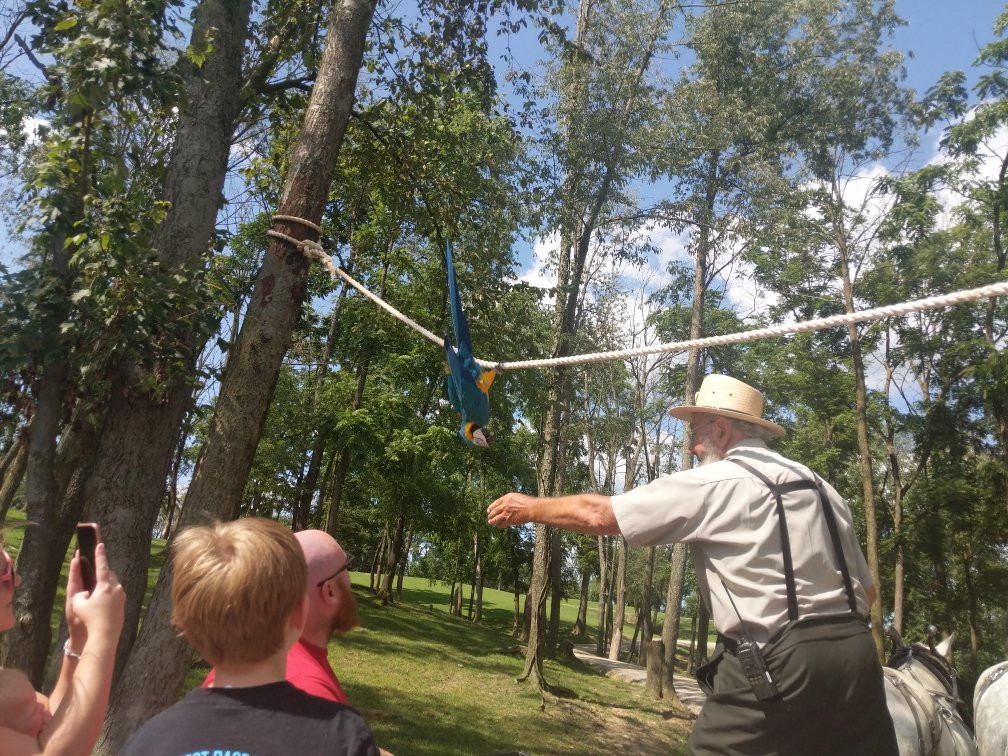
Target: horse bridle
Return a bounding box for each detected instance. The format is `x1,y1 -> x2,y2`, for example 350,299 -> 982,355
884,667 -> 941,756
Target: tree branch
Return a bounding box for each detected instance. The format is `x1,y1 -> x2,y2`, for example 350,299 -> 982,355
14,33 -> 48,78
1,10 -> 27,53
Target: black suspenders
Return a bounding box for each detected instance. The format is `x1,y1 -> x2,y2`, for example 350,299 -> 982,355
727,457 -> 859,619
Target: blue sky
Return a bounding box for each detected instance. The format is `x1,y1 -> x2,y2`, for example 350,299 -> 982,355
509,1 -> 1007,286
2,1 -> 1005,274
894,0 -> 1002,95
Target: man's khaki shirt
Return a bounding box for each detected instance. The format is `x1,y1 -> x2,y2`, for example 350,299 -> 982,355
611,438 -> 873,644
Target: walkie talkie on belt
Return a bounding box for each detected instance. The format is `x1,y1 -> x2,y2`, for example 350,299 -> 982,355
721,580 -> 781,701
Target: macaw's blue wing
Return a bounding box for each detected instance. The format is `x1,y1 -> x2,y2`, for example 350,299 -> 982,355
444,331 -> 490,427
443,241 -> 498,447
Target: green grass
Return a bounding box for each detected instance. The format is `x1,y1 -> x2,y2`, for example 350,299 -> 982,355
5,509 -> 695,754
329,578 -> 693,755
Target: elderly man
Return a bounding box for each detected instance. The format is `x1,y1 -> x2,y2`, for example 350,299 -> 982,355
488,374 -> 898,755
204,529 -> 358,704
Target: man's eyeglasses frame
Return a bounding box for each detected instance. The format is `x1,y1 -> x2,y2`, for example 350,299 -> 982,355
316,553 -> 355,587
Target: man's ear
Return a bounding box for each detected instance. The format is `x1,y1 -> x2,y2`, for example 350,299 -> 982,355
321,579 -> 341,606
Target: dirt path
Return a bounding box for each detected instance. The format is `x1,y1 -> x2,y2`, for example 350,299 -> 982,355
571,644 -> 707,713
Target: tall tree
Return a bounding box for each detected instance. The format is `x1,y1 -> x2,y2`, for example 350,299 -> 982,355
746,0 -> 913,657
95,1 -> 377,749
520,0 -> 677,693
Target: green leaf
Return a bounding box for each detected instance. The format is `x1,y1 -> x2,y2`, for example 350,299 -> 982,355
53,16 -> 78,31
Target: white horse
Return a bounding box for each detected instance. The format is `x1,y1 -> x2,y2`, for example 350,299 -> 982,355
973,660 -> 1008,756
885,626 -> 977,756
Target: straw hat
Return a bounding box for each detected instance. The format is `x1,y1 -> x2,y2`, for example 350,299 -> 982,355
668,374 -> 785,438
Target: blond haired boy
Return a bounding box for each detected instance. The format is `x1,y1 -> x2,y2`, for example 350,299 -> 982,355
120,518 -> 377,756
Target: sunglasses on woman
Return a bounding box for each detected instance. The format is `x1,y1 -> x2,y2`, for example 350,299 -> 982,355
0,549 -> 15,586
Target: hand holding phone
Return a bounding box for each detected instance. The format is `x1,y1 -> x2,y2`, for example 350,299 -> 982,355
75,523 -> 100,593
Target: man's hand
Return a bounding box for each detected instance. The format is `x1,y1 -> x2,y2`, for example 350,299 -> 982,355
487,492 -> 534,528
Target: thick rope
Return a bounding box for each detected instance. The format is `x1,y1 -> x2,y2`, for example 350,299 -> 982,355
267,218 -> 1008,372
500,279 -> 1008,370
267,228 -> 445,348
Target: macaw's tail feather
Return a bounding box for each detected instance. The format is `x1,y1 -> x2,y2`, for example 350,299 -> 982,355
444,241 -> 474,362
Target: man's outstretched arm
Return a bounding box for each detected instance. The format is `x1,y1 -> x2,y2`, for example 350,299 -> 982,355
487,491 -> 620,536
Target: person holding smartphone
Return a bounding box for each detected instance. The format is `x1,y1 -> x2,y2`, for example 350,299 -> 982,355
0,525 -> 126,756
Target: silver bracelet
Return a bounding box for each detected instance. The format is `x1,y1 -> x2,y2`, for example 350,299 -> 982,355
63,639 -> 82,660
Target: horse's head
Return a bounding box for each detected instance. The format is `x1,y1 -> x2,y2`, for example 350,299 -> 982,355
886,627 -> 958,700
931,629 -> 955,661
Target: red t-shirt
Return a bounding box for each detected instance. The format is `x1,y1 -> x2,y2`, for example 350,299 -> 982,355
202,639 -> 349,704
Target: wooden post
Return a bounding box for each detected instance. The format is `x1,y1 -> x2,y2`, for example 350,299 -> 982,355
646,640 -> 664,699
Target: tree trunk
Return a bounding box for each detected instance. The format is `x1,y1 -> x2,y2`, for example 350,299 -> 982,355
95,3 -> 376,750
472,531 -> 483,623
324,344 -> 372,535
645,640 -> 664,699
294,290 -> 348,529
509,529 -> 523,638
693,599 -> 710,671
837,234 -> 885,660
629,605 -> 643,662
546,523 -> 563,656
161,407 -> 194,542
962,553 -> 979,677
517,0 -> 673,692
573,566 -> 591,639
2,368 -> 79,684
608,537 -> 627,662
377,507 -> 405,604
641,545 -> 656,643
660,186 -> 709,697
370,525 -> 388,592
983,155 -> 1008,500
519,523 -> 552,691
884,402 -> 906,634
396,526 -> 413,600
520,588 -> 532,642
686,613 -> 696,673
0,433 -> 22,485
662,543 -> 688,698
596,535 -> 610,655
0,440 -> 27,525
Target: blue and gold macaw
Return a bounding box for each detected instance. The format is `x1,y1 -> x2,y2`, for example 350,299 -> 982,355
443,241 -> 496,448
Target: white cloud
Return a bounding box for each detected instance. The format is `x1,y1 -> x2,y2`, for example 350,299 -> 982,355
22,117 -> 47,145
514,231 -> 558,296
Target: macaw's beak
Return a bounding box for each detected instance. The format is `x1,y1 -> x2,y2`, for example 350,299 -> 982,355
477,369 -> 497,394
471,427 -> 489,448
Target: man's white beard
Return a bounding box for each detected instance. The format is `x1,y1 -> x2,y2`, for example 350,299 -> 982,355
699,447 -> 724,466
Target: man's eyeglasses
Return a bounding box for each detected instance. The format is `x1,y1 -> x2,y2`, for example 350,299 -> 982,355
0,549 -> 15,587
316,553 -> 355,587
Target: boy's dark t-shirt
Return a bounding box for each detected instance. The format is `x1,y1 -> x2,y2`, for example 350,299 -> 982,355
119,681 -> 378,756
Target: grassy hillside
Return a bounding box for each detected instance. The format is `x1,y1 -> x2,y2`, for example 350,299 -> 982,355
293,578 -> 693,754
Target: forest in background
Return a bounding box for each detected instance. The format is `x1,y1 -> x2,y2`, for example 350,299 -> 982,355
0,0 -> 1006,750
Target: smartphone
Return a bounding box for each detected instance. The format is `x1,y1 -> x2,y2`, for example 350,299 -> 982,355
76,523 -> 100,593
